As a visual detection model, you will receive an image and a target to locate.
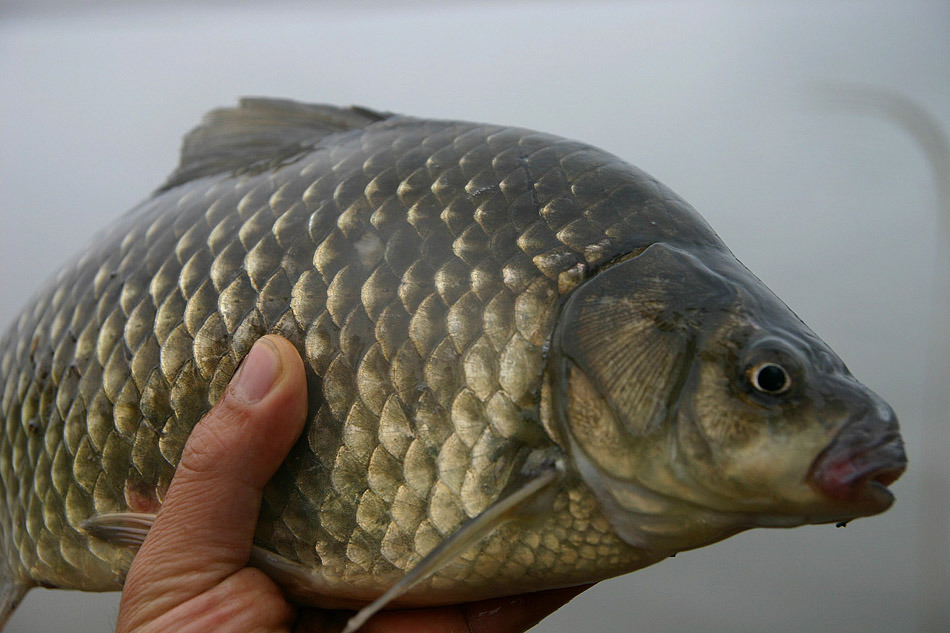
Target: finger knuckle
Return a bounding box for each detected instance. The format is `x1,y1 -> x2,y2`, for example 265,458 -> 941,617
177,406 -> 249,478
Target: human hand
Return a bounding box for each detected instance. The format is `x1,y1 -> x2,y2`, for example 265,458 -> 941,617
116,334 -> 590,633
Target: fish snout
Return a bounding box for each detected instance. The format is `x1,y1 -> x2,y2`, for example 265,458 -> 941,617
808,399 -> 906,511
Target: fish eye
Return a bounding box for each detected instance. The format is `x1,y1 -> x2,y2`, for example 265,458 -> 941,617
749,362 -> 791,395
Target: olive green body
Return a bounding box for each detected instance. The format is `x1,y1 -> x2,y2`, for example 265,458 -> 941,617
0,114 -> 724,605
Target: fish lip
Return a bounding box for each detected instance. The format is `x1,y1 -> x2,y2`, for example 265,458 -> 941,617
808,423 -> 907,508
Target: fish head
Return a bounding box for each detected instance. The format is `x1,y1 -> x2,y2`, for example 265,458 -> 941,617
551,242 -> 906,551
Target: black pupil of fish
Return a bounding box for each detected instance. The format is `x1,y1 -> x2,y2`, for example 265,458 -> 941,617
756,364 -> 788,393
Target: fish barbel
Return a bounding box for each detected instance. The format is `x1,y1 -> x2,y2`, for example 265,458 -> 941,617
0,99 -> 907,629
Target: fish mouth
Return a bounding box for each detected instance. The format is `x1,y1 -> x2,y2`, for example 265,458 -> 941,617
808,413 -> 907,512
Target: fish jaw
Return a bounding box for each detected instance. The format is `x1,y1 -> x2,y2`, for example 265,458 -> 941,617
808,400 -> 907,519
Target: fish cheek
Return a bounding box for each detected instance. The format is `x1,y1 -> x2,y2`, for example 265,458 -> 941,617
680,361 -> 778,497
682,354 -> 838,508
691,359 -> 765,448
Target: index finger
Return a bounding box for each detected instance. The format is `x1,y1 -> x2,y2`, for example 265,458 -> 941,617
296,584 -> 594,633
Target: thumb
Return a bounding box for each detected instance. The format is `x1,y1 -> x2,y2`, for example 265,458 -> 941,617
117,335 -> 308,629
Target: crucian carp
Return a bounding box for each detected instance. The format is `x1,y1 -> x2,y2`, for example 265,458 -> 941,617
0,99 -> 907,631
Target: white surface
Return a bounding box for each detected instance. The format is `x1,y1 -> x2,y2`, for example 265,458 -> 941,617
0,2 -> 946,632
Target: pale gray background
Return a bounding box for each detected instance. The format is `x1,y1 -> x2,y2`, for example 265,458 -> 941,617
0,1 -> 947,632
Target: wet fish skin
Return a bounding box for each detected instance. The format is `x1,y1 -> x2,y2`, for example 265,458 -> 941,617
0,102 -> 699,604
0,99 -> 905,625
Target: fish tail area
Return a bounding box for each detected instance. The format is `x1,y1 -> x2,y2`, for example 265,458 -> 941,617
0,477 -> 29,629
0,561 -> 28,631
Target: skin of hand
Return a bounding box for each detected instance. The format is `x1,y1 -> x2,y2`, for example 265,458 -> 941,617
115,334 -> 591,633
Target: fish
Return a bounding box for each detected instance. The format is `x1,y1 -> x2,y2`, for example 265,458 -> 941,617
0,98 -> 907,631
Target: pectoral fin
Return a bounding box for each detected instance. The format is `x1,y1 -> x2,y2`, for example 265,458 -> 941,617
342,463 -> 562,633
0,562 -> 29,630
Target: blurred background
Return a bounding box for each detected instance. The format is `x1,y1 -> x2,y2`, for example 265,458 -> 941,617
0,1 -> 947,631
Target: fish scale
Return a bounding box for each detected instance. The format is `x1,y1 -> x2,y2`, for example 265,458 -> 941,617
0,112 -> 683,608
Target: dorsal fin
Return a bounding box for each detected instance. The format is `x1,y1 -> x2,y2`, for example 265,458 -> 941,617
158,98 -> 389,192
